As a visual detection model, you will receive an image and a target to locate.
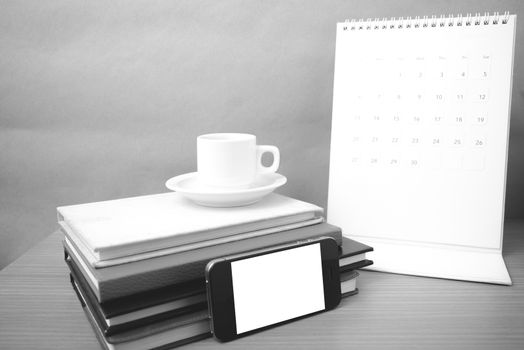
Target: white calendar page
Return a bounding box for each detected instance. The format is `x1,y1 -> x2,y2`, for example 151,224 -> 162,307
328,15 -> 516,284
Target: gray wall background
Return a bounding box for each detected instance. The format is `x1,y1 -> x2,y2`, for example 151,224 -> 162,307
1,0 -> 523,270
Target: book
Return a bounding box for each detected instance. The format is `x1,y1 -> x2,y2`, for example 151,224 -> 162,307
65,236 -> 368,336
60,217 -> 323,268
338,237 -> 373,272
57,192 -> 323,261
70,269 -> 360,350
64,222 -> 343,302
65,254 -> 205,319
66,256 -> 206,336
340,270 -> 359,296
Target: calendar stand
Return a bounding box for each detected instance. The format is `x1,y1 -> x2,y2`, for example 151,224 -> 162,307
328,13 -> 515,285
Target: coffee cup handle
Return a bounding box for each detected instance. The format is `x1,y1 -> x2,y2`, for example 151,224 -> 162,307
256,146 -> 280,174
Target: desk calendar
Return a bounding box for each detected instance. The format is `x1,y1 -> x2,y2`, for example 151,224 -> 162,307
328,13 -> 516,284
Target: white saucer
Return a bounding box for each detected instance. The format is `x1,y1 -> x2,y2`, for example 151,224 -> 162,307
165,172 -> 287,207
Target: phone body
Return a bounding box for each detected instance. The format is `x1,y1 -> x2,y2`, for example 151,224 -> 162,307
205,236 -> 341,342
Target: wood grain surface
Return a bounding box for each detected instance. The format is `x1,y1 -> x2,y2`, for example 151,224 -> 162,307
1,221 -> 523,350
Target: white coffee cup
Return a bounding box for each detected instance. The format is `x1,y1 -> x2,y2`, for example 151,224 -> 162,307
197,133 -> 280,188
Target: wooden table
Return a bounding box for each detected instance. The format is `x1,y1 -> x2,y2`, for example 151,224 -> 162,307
1,221 -> 524,350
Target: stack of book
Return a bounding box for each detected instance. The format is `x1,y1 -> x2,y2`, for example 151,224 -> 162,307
58,192 -> 373,349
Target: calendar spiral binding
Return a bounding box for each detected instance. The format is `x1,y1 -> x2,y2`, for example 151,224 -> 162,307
343,11 -> 511,31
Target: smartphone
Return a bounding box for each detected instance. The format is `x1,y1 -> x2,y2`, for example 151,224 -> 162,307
205,237 -> 341,342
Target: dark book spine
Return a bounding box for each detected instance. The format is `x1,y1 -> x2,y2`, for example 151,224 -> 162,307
339,260 -> 373,274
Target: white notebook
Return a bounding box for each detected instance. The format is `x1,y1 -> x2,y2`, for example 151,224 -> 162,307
57,192 -> 323,261
328,13 -> 516,284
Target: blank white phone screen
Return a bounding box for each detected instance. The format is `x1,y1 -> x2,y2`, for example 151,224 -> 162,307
231,243 -> 325,334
